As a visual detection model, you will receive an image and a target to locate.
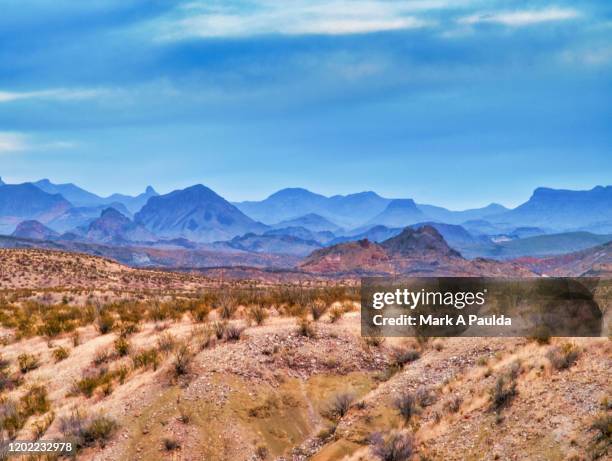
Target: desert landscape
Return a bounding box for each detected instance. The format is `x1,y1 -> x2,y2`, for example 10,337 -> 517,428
0,243 -> 610,460
2,0 -> 611,459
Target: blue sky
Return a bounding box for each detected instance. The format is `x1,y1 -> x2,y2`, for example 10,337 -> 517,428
0,0 -> 610,209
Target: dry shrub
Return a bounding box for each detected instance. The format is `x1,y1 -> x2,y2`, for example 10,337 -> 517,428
309,300 -> 328,321
190,302 -> 210,323
173,344 -> 193,377
20,385 -> 50,416
363,336 -> 385,348
113,337 -> 130,357
131,348 -> 160,371
225,325 -> 244,341
369,430 -> 414,461
392,348 -> 420,367
218,294 -> 238,320
393,392 -> 416,423
325,393 -> 354,420
328,306 -> 343,323
32,411 -> 55,439
74,368 -> 113,398
249,305 -> 268,326
96,312 -> 115,334
156,332 -> 176,354
546,343 -> 580,370
52,346 -> 70,362
588,413 -> 611,459
163,437 -> 181,451
213,321 -> 227,340
17,353 -> 40,374
444,395 -> 463,414
59,410 -> 117,449
415,386 -> 436,408
489,375 -> 517,411
297,319 -> 316,338
92,347 -> 113,366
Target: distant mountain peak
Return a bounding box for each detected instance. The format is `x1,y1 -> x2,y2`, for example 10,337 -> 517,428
135,184 -> 265,242
145,186 -> 157,195
386,198 -> 418,209
0,177 -> 4,186
11,220 -> 59,240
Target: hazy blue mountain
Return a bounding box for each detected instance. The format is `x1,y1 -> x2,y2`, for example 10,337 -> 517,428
0,177 -> 5,186
273,213 -> 340,232
223,232 -> 322,256
508,227 -> 547,239
135,184 -> 267,242
416,203 -> 508,224
364,199 -> 427,228
11,220 -> 59,240
0,183 -> 72,234
46,203 -> 131,233
84,208 -> 156,244
234,188 -> 390,227
264,226 -> 336,244
330,225 -> 403,245
462,219 -> 509,236
105,186 -> 158,214
491,186 -> 612,232
33,179 -> 157,214
34,179 -> 104,207
470,232 -> 612,260
325,191 -> 391,226
409,222 -> 478,248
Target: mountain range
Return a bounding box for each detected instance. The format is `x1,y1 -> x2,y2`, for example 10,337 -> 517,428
0,177 -> 611,263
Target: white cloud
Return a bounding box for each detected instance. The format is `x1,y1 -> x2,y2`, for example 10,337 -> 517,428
0,88 -> 105,104
0,132 -> 77,154
155,0 -> 463,39
0,132 -> 28,153
459,8 -> 580,27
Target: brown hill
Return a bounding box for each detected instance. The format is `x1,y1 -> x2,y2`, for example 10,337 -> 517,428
516,241 -> 612,276
300,225 -> 532,276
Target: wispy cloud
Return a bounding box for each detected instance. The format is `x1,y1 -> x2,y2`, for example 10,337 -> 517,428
0,88 -> 105,104
459,7 -> 580,27
155,0 -> 462,39
0,132 -> 28,153
0,132 -> 77,154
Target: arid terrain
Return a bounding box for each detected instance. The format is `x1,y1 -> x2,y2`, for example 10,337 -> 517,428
0,249 -> 610,461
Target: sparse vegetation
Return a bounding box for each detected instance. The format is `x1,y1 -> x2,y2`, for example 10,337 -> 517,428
415,386 -> 436,408
444,395 -> 462,414
59,410 -> 117,449
588,413 -> 611,459
131,348 -> 160,371
326,393 -> 354,420
392,348 -> 420,367
546,342 -> 580,370
225,325 -> 244,341
163,437 -> 181,451
489,374 -> 517,411
369,430 -> 414,461
114,337 -> 130,357
17,353 -> 40,374
249,305 -> 268,326
394,392 -> 416,424
52,346 -> 70,362
172,344 -> 193,377
156,331 -> 176,353
297,318 -> 316,338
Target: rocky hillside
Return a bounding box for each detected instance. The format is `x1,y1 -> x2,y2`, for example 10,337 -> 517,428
300,226 -> 532,277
